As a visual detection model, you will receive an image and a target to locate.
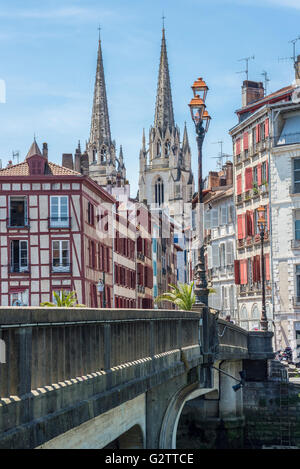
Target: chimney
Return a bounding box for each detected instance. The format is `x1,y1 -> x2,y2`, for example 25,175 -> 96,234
295,55 -> 300,85
242,80 -> 264,107
225,161 -> 233,186
208,171 -> 220,190
62,153 -> 74,170
42,142 -> 48,159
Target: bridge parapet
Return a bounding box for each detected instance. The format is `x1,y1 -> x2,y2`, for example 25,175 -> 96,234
0,307 -> 201,400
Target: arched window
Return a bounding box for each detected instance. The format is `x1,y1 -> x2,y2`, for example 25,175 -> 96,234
100,146 -> 107,163
156,140 -> 161,157
155,177 -> 164,206
251,304 -> 260,320
92,148 -> 97,163
240,305 -> 249,331
165,140 -> 171,157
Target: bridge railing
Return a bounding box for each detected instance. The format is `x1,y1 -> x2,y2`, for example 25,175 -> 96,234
0,308 -> 201,399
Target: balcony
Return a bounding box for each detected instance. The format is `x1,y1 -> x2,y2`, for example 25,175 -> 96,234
246,236 -> 253,247
137,285 -> 145,293
7,218 -> 30,229
10,264 -> 30,274
237,239 -> 245,249
51,262 -> 71,273
48,217 -> 71,229
235,194 -> 243,205
162,267 -> 166,275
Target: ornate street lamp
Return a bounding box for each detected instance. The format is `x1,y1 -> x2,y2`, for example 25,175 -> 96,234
257,205 -> 268,331
189,78 -> 211,306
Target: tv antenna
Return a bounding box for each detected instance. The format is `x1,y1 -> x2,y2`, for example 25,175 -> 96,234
210,141 -> 232,169
278,36 -> 300,64
261,70 -> 270,95
12,151 -> 20,164
236,55 -> 255,81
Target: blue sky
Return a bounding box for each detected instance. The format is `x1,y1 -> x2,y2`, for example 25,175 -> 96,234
0,0 -> 300,196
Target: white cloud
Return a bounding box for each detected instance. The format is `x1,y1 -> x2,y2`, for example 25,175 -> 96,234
0,6 -> 113,21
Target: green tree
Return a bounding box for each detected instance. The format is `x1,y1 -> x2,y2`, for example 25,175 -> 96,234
155,282 -> 196,311
40,290 -> 85,307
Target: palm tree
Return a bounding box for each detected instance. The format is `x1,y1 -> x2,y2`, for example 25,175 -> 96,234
155,282 -> 196,311
40,290 -> 85,307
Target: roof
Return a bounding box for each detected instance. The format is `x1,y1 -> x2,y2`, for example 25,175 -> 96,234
236,85 -> 294,116
26,140 -> 43,159
0,160 -> 82,177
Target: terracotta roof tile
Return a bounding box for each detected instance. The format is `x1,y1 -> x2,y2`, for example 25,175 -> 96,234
0,160 -> 82,177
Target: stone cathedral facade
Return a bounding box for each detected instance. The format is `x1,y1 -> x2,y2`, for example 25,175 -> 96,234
138,28 -> 194,227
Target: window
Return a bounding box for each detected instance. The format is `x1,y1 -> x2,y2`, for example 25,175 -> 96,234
100,146 -> 107,163
262,161 -> 267,184
155,178 -> 164,206
219,243 -> 226,268
10,240 -> 28,273
294,158 -> 300,193
9,197 -> 28,227
10,290 -> 29,306
295,210 -> 300,240
253,166 -> 258,185
296,265 -> 300,301
87,202 -> 95,225
165,140 -> 171,156
50,196 -> 69,227
211,209 -> 219,228
240,305 -> 249,331
52,240 -> 70,272
221,206 -> 227,225
156,141 -> 161,157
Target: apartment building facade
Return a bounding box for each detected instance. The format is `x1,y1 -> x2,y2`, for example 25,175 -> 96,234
0,141 -> 116,308
229,74 -> 300,333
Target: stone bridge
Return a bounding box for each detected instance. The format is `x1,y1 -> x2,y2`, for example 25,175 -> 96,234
0,307 -> 273,449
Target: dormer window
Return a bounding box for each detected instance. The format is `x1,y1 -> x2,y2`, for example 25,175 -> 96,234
28,155 -> 46,175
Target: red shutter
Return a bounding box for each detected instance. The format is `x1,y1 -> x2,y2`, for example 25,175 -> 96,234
250,211 -> 254,236
265,118 -> 269,138
106,247 -> 110,272
265,253 -> 270,281
245,167 -> 253,191
148,267 -> 153,288
237,174 -> 242,195
256,256 -> 261,282
234,261 -> 240,285
236,138 -> 241,155
256,124 -> 260,143
252,256 -> 257,283
237,214 -> 243,239
241,259 -> 248,285
257,163 -> 262,186
242,213 -> 246,239
137,237 -> 142,253
243,132 -> 249,150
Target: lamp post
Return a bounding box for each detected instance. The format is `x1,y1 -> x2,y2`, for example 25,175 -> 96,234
257,205 -> 268,331
189,78 -> 211,306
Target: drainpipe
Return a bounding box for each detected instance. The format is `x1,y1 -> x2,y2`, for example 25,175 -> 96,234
112,203 -> 117,308
268,106 -> 277,351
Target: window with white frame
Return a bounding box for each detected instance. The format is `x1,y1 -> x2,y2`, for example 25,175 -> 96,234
295,209 -> 300,240
221,205 -> 227,225
52,240 -> 70,272
9,196 -> 28,227
50,196 -> 69,227
226,241 -> 234,266
211,209 -> 219,228
240,305 -> 249,331
296,265 -> 300,301
10,290 -> 29,306
10,240 -> 28,273
219,243 -> 226,268
294,158 -> 300,193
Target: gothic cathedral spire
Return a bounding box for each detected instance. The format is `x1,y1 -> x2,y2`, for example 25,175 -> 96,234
89,36 -> 112,149
154,27 -> 175,132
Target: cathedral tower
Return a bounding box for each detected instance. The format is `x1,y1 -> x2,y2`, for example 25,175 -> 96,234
86,35 -> 127,188
138,26 -> 194,225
